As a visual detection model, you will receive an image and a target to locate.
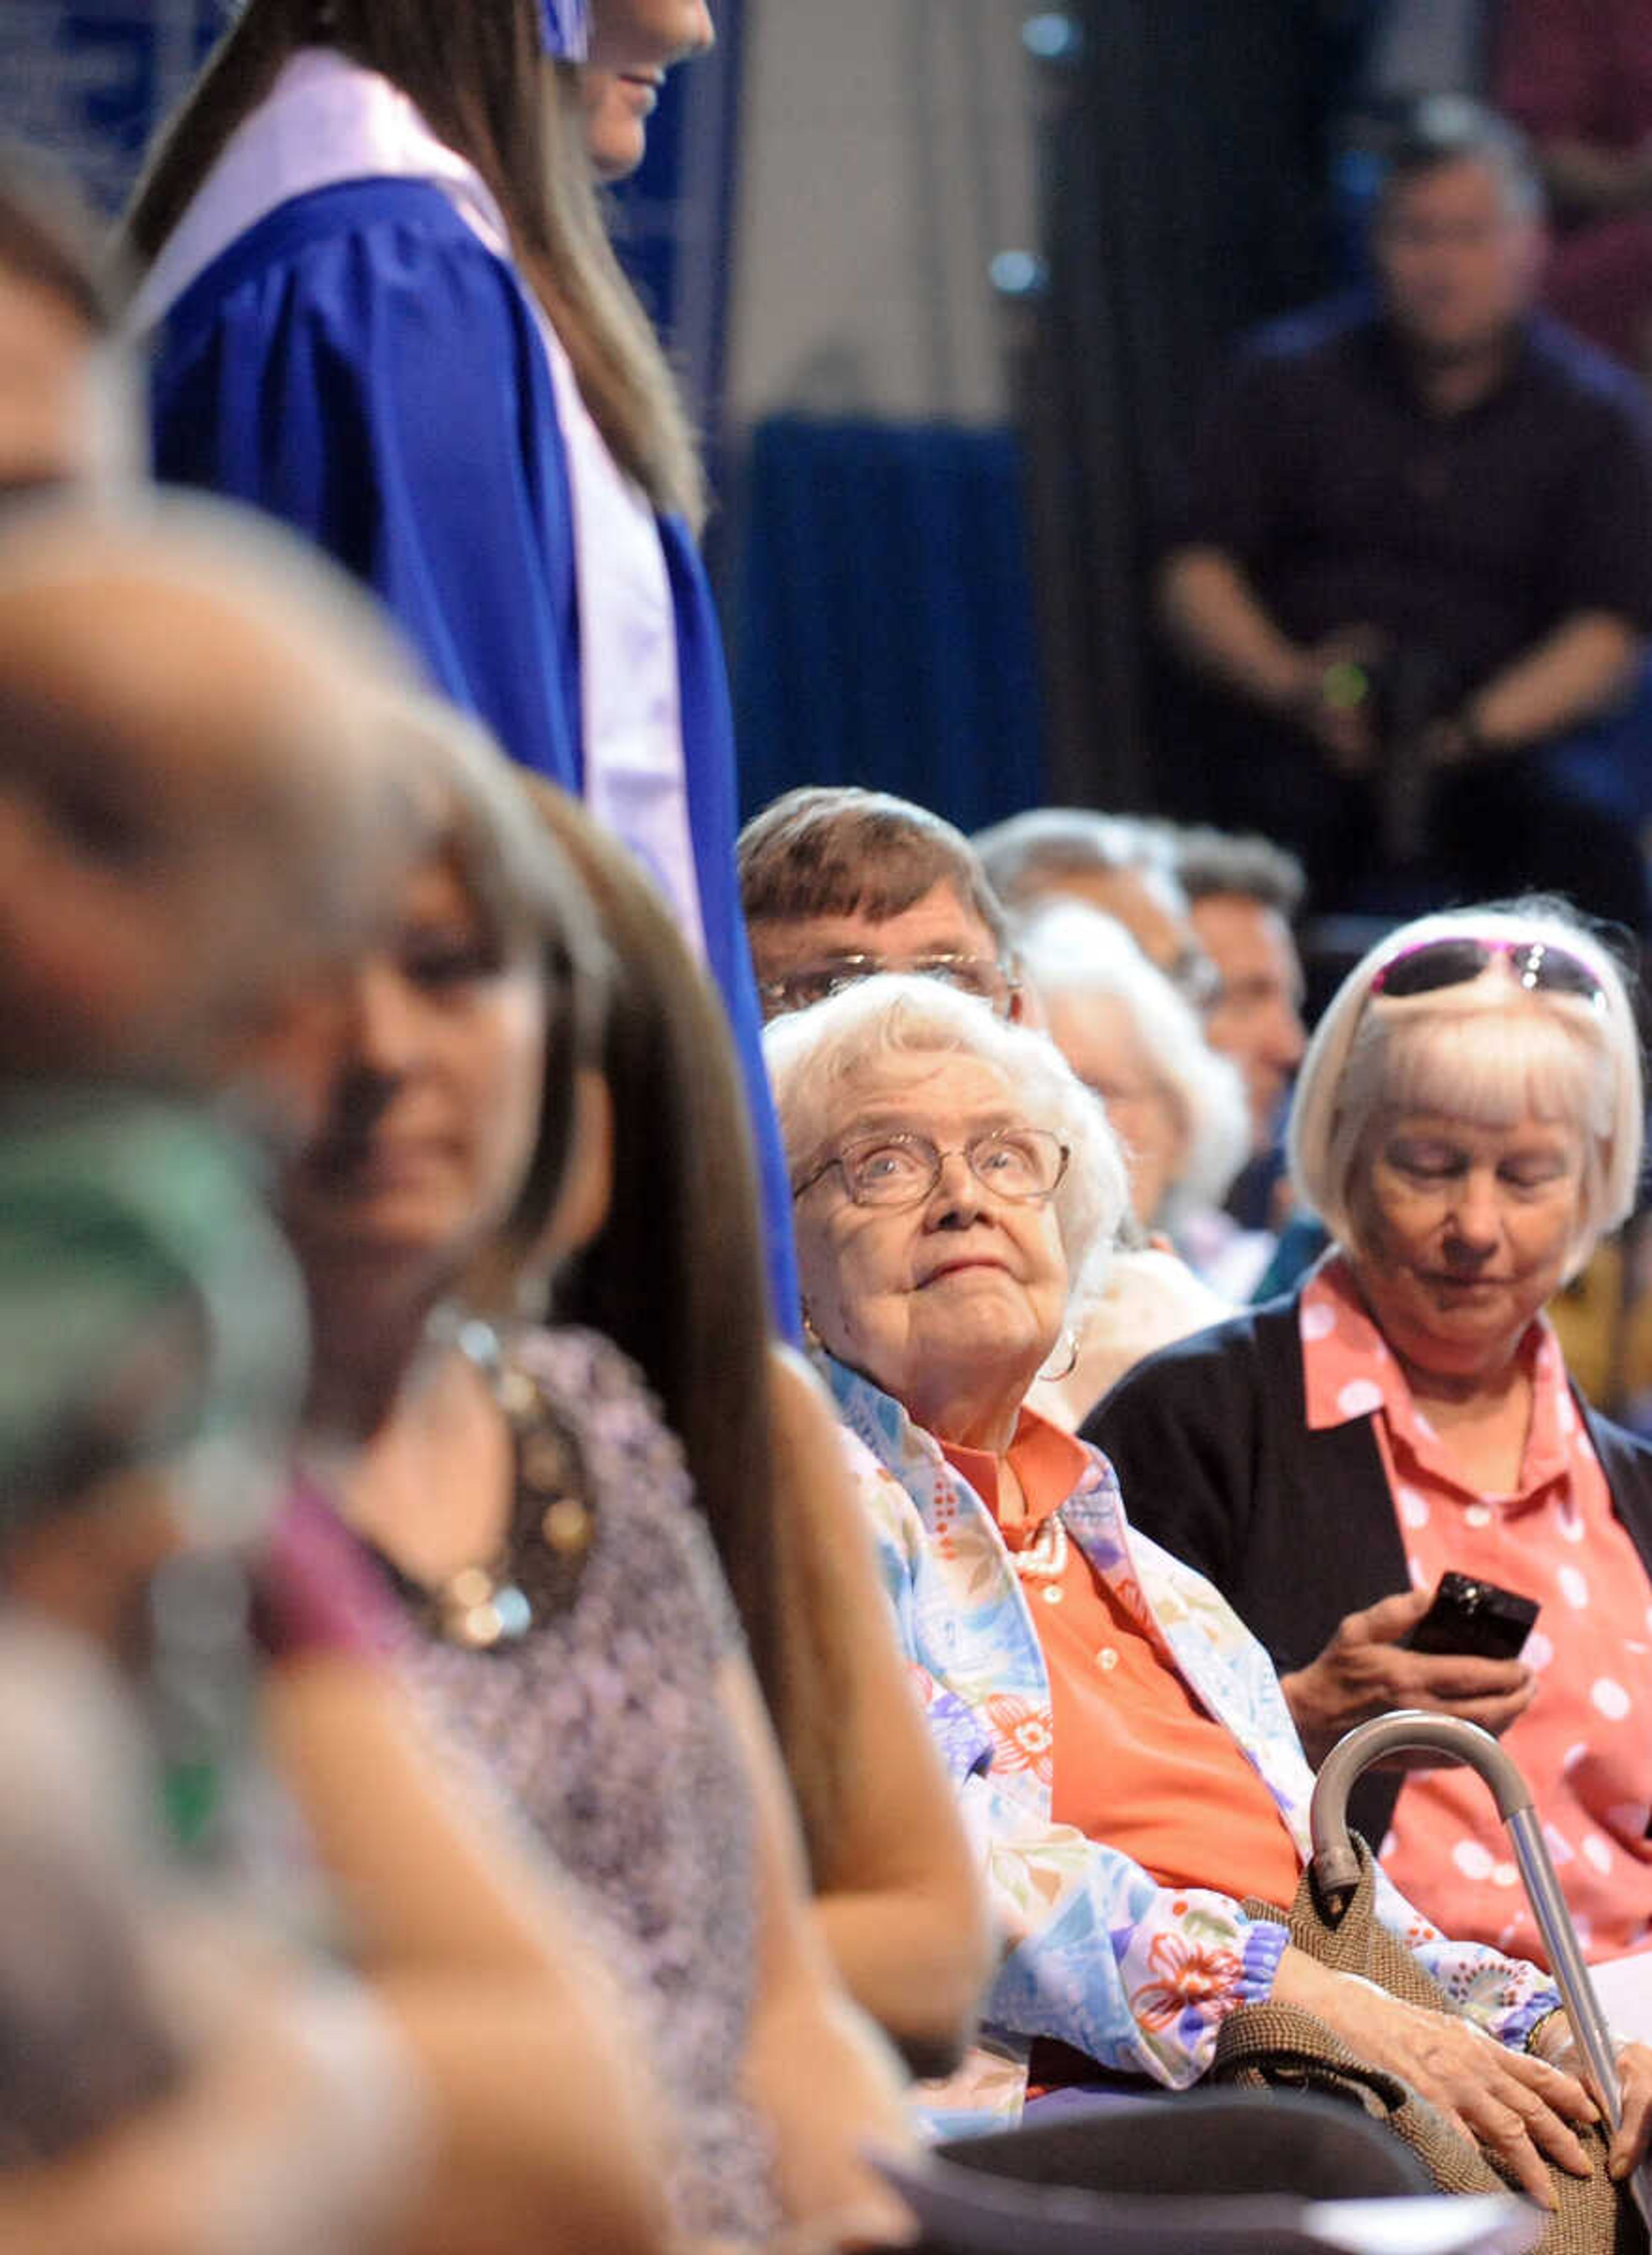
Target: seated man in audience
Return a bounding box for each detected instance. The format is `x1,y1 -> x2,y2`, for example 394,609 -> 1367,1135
0,149 -> 136,499
742,781 -> 1239,1416
1170,825 -> 1307,1232
971,807 -> 1217,1009
739,783 -> 1025,1022
1160,101 -> 1652,928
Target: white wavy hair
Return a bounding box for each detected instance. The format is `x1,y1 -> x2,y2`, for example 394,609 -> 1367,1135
1289,900 -> 1643,1277
1015,898 -> 1250,1227
762,973 -> 1131,1321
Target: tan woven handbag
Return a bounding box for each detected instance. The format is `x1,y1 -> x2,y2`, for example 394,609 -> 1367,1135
1211,1837 -> 1642,2254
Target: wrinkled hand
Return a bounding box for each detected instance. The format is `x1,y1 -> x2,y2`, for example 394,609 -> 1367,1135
1532,2021 -> 1652,2184
1275,1950 -> 1598,2210
1281,1588 -> 1536,1769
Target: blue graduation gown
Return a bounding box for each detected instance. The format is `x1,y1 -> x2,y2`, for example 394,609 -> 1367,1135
148,178 -> 798,1325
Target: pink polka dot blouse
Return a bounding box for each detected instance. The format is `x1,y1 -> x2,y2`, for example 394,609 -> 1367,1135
1301,1253 -> 1652,1966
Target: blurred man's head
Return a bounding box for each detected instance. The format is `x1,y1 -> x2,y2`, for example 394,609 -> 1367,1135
738,786 -> 1021,1019
972,807 -> 1215,1008
0,495 -> 431,1134
0,150 -> 135,498
1373,102 -> 1544,367
1173,825 -> 1307,1152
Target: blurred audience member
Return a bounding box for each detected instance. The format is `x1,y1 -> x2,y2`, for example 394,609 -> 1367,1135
0,495 -> 425,1118
1015,901 -> 1247,1425
972,808 -> 1217,1007
281,746 -> 914,2250
1161,101 -> 1652,929
530,783 -> 992,2079
0,1091 -> 422,2254
1173,827 -> 1308,1162
0,499 -> 680,2255
1016,900 -> 1250,1247
1496,0 -> 1652,377
740,784 -> 1022,1022
0,149 -> 136,499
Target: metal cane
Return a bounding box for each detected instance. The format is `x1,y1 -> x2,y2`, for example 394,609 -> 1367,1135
1309,1711 -> 1652,2229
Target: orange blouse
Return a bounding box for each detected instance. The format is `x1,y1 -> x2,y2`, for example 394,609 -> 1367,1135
1302,1254 -> 1652,1965
940,1411 -> 1301,1912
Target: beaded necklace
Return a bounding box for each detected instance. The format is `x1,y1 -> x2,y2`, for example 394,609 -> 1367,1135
416,1317 -> 596,1651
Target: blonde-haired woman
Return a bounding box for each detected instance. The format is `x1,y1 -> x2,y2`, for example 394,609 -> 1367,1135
126,0 -> 798,1315
1091,901 -> 1652,1965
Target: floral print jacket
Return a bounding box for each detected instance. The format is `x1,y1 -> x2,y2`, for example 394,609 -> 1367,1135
823,1356 -> 1563,2135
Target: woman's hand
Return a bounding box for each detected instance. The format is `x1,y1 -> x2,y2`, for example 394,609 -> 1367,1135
1273,1947 -> 1598,2209
1530,2018 -> 1652,2183
1280,1588 -> 1535,1769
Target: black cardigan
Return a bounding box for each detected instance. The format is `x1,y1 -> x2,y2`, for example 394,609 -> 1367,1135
1084,1294 -> 1652,1845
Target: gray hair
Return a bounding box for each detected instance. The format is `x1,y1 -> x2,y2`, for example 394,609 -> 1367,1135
1290,900 -> 1643,1275
1016,899 -> 1250,1226
763,973 -> 1131,1318
972,807 -> 1187,916
1171,824 -> 1305,917
1376,97 -> 1545,226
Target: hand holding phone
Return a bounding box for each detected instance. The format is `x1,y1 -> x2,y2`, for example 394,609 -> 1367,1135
1402,1571 -> 1540,1662
1281,1582 -> 1539,1768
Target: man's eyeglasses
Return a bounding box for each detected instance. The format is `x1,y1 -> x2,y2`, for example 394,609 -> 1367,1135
1169,946 -> 1221,1014
758,952 -> 1019,1020
1369,936 -> 1606,1010
792,1128 -> 1069,1211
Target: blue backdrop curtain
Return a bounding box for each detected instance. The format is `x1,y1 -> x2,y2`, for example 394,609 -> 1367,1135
0,1 -> 228,211
730,413 -> 1047,831
1016,0 -> 1347,811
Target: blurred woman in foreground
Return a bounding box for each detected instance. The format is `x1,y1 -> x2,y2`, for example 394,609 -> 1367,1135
280,735 -> 913,2248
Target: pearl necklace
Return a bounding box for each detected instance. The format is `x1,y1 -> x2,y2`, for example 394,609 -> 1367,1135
1013,1512 -> 1068,1602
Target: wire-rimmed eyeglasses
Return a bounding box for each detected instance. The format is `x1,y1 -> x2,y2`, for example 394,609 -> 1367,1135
792,1128 -> 1069,1210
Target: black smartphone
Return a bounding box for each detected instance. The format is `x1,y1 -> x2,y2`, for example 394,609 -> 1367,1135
1403,1571 -> 1539,1661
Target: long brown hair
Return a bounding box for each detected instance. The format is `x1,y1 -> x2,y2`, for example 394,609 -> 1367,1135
522,783 -> 850,1870
125,0 -> 706,527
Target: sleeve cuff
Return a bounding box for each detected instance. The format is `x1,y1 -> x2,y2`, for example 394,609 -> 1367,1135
1507,1990 -> 1566,2053
1242,1919 -> 1292,2004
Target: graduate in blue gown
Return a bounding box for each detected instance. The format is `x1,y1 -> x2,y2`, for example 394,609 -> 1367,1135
128,0 -> 799,1322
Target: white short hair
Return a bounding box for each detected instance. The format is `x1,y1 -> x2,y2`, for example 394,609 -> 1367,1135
1289,902 -> 1643,1273
1016,899 -> 1251,1226
762,973 -> 1131,1317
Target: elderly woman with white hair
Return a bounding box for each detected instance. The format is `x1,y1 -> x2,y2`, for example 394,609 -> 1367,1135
1091,902 -> 1652,1971
764,971 -> 1652,2201
1012,900 -> 1248,1424
1017,899 -> 1249,1241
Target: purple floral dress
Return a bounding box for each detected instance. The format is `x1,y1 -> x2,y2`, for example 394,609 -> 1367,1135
388,1324 -> 776,2245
